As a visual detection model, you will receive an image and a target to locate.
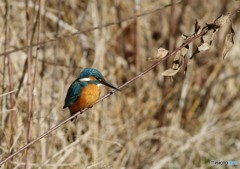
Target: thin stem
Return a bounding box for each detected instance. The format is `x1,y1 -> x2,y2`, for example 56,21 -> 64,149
25,0 -> 33,168
4,0 -> 16,168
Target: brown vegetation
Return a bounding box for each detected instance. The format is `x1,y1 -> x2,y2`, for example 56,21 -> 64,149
0,0 -> 240,168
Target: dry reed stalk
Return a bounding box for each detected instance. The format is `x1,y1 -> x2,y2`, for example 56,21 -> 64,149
4,0 -> 16,168
24,0 -> 33,168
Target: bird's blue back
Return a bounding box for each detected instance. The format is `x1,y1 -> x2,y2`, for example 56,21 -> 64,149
63,81 -> 87,108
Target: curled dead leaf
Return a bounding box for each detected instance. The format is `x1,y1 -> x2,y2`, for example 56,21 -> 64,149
222,26 -> 235,59
182,34 -> 188,40
201,29 -> 216,44
198,29 -> 216,51
162,43 -> 187,77
198,42 -> 211,51
194,19 -> 201,34
156,48 -> 169,59
161,68 -> 180,77
181,46 -> 189,56
147,47 -> 169,61
214,14 -> 231,27
172,52 -> 182,70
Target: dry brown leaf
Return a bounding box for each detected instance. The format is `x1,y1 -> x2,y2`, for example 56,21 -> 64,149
222,26 -> 235,59
214,14 -> 231,27
182,34 -> 188,40
161,68 -> 180,76
181,46 -> 189,56
198,29 -> 216,51
201,29 -> 216,43
147,47 -> 169,60
156,47 -> 169,59
172,52 -> 182,70
162,44 -> 187,77
194,20 -> 201,34
198,42 -> 211,51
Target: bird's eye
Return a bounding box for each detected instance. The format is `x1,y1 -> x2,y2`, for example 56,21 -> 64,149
97,78 -> 103,82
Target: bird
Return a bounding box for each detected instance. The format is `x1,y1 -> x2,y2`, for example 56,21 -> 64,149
63,68 -> 119,121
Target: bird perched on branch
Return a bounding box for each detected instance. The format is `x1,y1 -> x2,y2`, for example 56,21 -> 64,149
63,68 -> 119,121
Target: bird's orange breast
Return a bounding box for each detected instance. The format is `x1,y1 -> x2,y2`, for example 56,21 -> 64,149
69,84 -> 101,114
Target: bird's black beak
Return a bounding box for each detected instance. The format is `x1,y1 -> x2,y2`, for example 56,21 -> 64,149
101,79 -> 120,91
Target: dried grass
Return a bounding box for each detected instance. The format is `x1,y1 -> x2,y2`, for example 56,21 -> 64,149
0,0 -> 240,168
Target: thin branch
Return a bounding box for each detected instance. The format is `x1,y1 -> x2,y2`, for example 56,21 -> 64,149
15,58 -> 27,98
1,0 -> 8,141
51,0 -> 61,109
39,139 -> 81,168
4,0 -> 16,168
25,0 -> 33,168
0,89 -> 17,98
0,108 -> 17,114
34,57 -> 83,69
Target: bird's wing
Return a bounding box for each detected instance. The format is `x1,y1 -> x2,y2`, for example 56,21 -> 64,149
63,81 -> 83,108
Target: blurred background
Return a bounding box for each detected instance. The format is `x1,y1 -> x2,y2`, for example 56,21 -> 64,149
0,0 -> 240,168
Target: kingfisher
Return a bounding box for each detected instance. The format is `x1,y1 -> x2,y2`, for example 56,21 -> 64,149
63,68 -> 119,120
